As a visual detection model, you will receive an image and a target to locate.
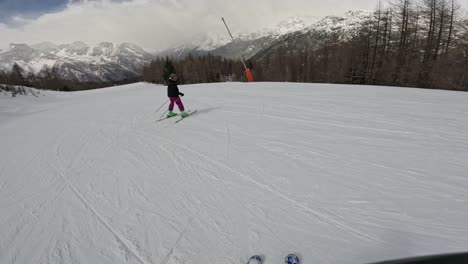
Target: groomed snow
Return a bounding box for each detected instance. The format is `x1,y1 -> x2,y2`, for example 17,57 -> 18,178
1,82 -> 468,264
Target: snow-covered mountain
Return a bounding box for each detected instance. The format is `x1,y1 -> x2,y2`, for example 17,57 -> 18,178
156,33 -> 232,59
0,42 -> 155,82
0,11 -> 374,81
309,10 -> 372,33
243,16 -> 317,40
157,12 -> 374,60
252,10 -> 374,62
158,16 -> 318,60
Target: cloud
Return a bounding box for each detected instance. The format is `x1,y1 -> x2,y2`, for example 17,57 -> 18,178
1,0 -> 212,50
0,0 -> 70,24
1,0 -> 467,51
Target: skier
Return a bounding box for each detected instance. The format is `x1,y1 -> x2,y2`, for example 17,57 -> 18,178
167,73 -> 188,118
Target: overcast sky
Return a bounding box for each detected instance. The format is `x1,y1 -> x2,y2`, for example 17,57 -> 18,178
1,0 -> 467,51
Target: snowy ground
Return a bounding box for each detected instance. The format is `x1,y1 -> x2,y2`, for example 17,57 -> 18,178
1,82 -> 468,264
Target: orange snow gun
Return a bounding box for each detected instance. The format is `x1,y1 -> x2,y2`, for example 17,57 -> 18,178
245,69 -> 254,82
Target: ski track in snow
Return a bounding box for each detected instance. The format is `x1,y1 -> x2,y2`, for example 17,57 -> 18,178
153,135 -> 377,242
49,163 -> 150,264
1,82 -> 468,264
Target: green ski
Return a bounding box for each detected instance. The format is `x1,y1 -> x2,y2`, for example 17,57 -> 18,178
175,110 -> 198,123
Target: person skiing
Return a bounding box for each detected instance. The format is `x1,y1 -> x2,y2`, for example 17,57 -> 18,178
167,73 -> 188,118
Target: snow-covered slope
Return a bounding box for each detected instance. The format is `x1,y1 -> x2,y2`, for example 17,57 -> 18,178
0,42 -> 154,82
1,82 -> 468,264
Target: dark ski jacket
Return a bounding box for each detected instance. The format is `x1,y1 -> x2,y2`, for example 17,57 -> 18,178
167,79 -> 182,97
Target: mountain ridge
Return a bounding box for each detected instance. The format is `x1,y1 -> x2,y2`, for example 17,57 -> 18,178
0,42 -> 154,82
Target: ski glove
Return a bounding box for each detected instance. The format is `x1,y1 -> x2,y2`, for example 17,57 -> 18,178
179,92 -> 184,97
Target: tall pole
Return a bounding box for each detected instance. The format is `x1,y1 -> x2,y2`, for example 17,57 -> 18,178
222,17 -> 248,71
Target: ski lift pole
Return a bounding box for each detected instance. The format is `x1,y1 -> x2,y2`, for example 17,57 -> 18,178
222,17 -> 254,82
222,17 -> 247,70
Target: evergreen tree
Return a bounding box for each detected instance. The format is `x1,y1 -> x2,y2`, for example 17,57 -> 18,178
11,63 -> 26,85
162,57 -> 176,82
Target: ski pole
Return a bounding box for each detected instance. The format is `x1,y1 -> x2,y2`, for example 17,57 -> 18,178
154,99 -> 169,113
160,109 -> 168,118
159,97 -> 181,118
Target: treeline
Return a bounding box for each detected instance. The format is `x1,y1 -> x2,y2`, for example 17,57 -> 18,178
0,84 -> 41,97
142,54 -> 246,84
253,0 -> 468,91
0,63 -> 139,91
